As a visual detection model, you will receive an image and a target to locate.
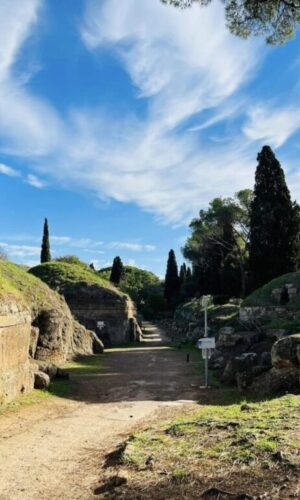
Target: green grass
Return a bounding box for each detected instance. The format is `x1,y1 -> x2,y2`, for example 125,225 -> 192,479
243,271 -> 300,308
0,355 -> 105,416
60,354 -> 104,375
0,260 -> 61,309
0,389 -> 51,416
122,393 -> 300,473
29,261 -> 118,293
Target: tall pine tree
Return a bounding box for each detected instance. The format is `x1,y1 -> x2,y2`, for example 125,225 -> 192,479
110,256 -> 124,285
249,145 -> 300,289
40,218 -> 51,263
164,249 -> 180,309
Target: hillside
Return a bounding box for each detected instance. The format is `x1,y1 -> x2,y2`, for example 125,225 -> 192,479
0,260 -> 65,313
30,261 -> 117,294
243,272 -> 300,308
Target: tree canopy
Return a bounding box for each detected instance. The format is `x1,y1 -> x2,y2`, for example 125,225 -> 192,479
40,218 -> 51,264
161,0 -> 300,44
164,249 -> 180,308
183,190 -> 253,298
249,145 -> 300,289
110,256 -> 124,285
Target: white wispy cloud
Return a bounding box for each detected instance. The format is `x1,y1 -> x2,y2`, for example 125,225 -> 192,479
26,173 -> 46,188
243,105 -> 300,148
0,242 -> 40,257
0,163 -> 20,177
0,0 -> 276,224
107,242 -> 156,252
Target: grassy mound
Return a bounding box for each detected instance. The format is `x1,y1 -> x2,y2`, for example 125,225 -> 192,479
0,260 -> 62,309
243,272 -> 300,308
30,261 -> 118,293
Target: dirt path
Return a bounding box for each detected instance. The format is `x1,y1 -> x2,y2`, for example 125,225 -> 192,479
0,323 -> 202,500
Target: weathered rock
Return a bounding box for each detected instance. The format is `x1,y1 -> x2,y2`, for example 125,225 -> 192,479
272,334 -> 300,369
260,351 -> 272,367
222,353 -> 258,385
249,367 -> 299,394
38,362 -> 58,380
265,328 -> 287,341
72,320 -> 103,354
0,299 -> 33,404
34,371 -> 50,390
62,283 -> 137,345
29,326 -> 39,358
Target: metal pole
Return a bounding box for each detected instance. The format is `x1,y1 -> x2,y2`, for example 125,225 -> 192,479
204,304 -> 208,388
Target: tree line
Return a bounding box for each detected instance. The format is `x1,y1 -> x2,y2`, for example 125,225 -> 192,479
164,145 -> 300,308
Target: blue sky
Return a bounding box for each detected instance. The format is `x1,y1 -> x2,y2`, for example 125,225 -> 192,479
1,0 -> 300,277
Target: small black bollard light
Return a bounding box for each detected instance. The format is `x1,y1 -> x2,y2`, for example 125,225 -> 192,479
186,353 -> 190,363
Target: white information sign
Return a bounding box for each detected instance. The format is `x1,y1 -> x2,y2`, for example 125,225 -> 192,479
97,321 -> 105,330
196,337 -> 216,350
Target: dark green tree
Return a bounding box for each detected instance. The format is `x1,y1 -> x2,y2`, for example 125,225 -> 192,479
249,145 -> 300,289
110,256 -> 124,285
40,218 -> 51,263
183,191 -> 252,298
179,263 -> 187,284
161,0 -> 300,44
164,249 -> 180,308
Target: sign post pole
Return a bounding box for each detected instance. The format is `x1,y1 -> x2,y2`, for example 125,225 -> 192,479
200,296 -> 211,388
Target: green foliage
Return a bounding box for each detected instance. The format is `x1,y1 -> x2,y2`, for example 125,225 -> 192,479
99,265 -> 165,317
110,256 -> 124,285
164,249 -> 180,309
183,190 -> 251,299
29,261 -> 116,293
249,146 -> 300,290
40,218 -> 51,263
161,0 -> 300,44
55,255 -> 88,268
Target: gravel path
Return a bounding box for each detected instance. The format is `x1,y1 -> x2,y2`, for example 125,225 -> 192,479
0,323 -> 202,500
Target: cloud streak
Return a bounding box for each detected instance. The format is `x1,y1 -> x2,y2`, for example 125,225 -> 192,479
3,0 -> 299,226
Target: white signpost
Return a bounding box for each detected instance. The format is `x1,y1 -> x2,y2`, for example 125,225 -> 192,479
197,295 -> 215,388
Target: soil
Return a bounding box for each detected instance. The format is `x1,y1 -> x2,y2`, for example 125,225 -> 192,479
0,323 -> 202,500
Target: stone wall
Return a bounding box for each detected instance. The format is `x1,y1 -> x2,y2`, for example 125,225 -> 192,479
62,284 -> 139,345
0,300 -> 33,404
240,306 -> 300,323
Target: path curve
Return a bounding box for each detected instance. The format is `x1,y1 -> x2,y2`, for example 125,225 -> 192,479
0,323 -> 202,500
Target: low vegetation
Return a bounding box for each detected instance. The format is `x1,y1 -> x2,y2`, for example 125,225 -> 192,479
99,265 -> 165,317
98,393 -> 300,498
0,260 -> 62,309
30,261 -> 117,293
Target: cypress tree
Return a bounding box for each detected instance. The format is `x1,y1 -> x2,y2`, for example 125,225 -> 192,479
164,249 -> 180,308
249,145 -> 300,289
40,218 -> 51,263
110,256 -> 124,285
179,263 -> 187,284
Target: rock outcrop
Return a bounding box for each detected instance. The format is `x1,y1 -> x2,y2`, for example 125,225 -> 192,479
0,298 -> 33,403
0,261 -> 101,403
30,262 -> 140,346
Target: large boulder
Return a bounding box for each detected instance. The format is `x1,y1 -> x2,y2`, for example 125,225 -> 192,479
249,367 -> 299,395
34,371 -> 50,390
271,334 -> 300,369
249,334 -> 300,394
